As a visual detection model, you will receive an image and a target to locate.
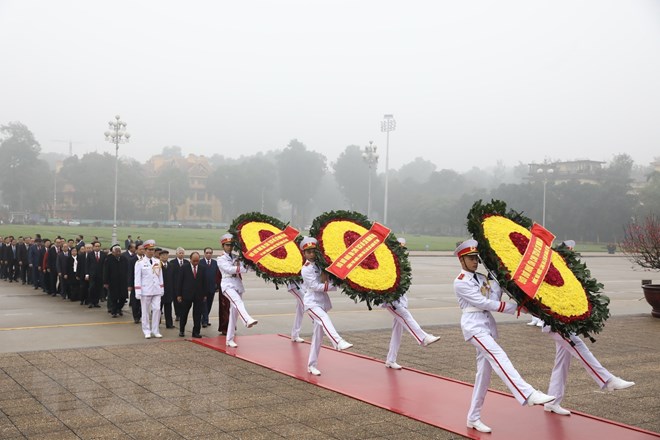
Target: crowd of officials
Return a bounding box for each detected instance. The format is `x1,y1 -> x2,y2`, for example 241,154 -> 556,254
0,234 -> 230,337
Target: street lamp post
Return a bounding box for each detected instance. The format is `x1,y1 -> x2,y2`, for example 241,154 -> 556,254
380,114 -> 396,225
537,167 -> 554,227
104,115 -> 130,246
361,141 -> 379,219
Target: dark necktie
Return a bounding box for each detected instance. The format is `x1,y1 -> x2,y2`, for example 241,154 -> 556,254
193,266 -> 197,278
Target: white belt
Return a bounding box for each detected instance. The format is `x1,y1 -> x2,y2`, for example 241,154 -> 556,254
462,307 -> 486,314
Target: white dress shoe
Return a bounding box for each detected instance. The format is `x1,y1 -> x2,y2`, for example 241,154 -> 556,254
606,376 -> 635,391
307,366 -> 321,376
336,340 -> 353,351
385,361 -> 402,370
536,321 -> 544,327
144,334 -> 151,339
526,390 -> 555,406
467,419 -> 492,433
292,337 -> 305,343
544,403 -> 571,415
422,334 -> 440,346
226,340 -> 238,348
153,333 -> 163,338
246,319 -> 258,328
526,320 -> 537,326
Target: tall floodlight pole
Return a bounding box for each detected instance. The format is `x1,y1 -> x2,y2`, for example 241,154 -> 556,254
104,115 -> 131,246
537,167 -> 554,227
362,141 -> 379,219
380,114 -> 396,225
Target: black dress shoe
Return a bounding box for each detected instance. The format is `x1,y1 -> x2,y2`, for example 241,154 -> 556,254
93,304 -> 101,308
166,325 -> 175,329
134,319 -> 140,324
192,333 -> 202,338
178,332 -> 185,337
88,305 -> 94,308
202,323 -> 208,328
112,314 -> 118,318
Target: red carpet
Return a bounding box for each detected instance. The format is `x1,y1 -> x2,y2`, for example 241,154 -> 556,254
192,334 -> 659,440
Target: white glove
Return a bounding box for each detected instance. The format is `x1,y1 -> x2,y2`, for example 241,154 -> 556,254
135,293 -> 141,300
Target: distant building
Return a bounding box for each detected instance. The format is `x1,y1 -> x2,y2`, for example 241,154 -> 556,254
145,154 -> 222,223
527,160 -> 605,184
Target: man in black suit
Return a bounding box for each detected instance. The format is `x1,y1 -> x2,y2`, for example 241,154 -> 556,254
76,235 -> 85,251
6,238 -> 18,282
159,250 -> 176,329
56,243 -> 71,299
124,235 -> 132,251
170,247 -> 189,323
199,247 -> 220,328
77,243 -> 89,304
177,251 -> 207,338
16,237 -> 29,284
103,244 -> 128,317
29,238 -> 42,290
85,241 -> 105,308
126,243 -> 142,323
46,238 -> 60,294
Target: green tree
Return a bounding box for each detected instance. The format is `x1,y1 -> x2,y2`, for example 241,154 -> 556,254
208,154 -> 279,222
277,139 -> 326,226
161,145 -> 183,158
332,145 -> 377,212
638,170 -> 660,217
59,153 -> 142,220
398,157 -> 436,184
0,122 -> 51,212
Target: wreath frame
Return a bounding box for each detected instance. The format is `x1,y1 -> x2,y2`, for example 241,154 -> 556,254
467,200 -> 610,340
309,210 -> 411,308
228,212 -> 303,288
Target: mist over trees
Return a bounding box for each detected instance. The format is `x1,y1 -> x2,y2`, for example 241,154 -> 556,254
1,121 -> 658,243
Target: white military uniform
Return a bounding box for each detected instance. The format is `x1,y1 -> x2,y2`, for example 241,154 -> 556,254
134,256 -> 164,337
287,281 -> 305,341
381,294 -> 431,364
302,260 -> 343,369
542,326 -> 614,405
217,252 -> 253,344
454,269 -> 536,422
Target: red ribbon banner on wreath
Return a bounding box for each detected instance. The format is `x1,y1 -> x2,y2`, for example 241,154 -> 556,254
326,222 -> 391,280
512,223 -> 556,299
243,225 -> 300,264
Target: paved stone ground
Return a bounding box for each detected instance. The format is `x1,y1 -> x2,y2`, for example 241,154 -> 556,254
0,315 -> 658,439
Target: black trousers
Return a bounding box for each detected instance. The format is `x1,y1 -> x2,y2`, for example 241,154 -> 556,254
162,300 -> 174,328
179,298 -> 203,336
129,290 -> 141,321
88,279 -> 102,305
31,265 -> 41,288
108,290 -> 126,315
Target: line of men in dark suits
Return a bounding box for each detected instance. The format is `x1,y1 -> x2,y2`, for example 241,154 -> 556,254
1,233 -> 231,337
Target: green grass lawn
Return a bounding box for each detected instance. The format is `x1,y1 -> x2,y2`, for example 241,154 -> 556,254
0,224 -> 614,252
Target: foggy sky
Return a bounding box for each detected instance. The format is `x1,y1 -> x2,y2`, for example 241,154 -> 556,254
1,0 -> 659,172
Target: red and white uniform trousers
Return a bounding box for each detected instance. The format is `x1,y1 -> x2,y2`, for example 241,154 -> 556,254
382,295 -> 430,364
545,329 -> 613,405
288,282 -> 305,341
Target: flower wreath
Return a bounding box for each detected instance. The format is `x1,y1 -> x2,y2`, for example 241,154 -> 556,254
229,212 -> 303,288
467,200 -> 610,340
309,210 -> 411,308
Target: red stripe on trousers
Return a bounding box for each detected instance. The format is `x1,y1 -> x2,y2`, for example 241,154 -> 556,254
390,306 -> 423,344
473,335 -> 529,401
307,308 -> 339,345
565,336 -> 607,384
226,294 -> 248,324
